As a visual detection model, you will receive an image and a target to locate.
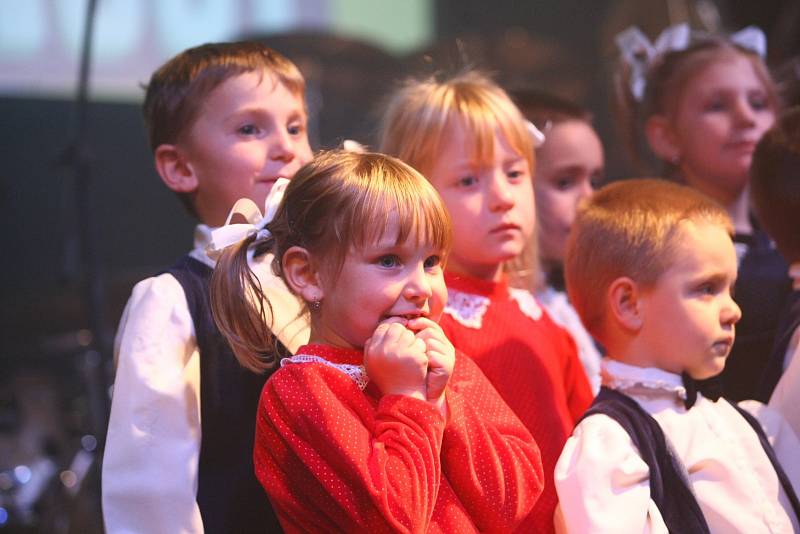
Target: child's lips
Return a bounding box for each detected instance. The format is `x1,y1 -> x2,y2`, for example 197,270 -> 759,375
711,338 -> 733,355
490,222 -> 520,233
726,140 -> 757,153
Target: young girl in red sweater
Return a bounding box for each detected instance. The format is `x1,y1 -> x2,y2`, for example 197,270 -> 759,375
210,150 -> 543,533
380,72 -> 593,533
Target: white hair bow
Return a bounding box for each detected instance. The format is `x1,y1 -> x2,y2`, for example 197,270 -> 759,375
616,23 -> 766,101
206,178 -> 290,258
526,121 -> 546,147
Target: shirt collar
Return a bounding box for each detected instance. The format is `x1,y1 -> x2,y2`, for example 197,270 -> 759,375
602,359 -> 688,402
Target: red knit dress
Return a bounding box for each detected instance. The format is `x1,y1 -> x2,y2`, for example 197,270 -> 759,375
440,272 -> 594,533
253,343 -> 544,533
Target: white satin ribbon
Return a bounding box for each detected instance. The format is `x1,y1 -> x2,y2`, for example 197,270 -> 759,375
206,177 -> 290,258
526,120 -> 546,147
616,23 -> 766,101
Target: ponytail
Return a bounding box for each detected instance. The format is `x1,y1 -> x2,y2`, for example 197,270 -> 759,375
210,233 -> 281,374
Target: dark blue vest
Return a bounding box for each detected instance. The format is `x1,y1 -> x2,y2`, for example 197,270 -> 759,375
168,255 -> 283,534
581,387 -> 800,533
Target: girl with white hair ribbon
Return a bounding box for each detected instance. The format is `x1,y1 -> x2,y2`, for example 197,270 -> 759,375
613,23 -> 790,403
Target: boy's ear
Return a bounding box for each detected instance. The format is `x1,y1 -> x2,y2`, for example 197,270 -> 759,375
154,144 -> 198,193
607,277 -> 644,331
282,246 -> 324,304
645,115 -> 680,163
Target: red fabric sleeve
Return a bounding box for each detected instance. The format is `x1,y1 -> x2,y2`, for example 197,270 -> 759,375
254,363 -> 446,534
555,325 -> 594,423
440,351 -> 545,532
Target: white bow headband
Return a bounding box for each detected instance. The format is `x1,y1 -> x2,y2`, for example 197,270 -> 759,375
206,177 -> 290,258
616,23 -> 767,101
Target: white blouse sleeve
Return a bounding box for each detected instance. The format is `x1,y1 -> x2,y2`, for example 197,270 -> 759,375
102,273 -> 204,534
554,414 -> 668,534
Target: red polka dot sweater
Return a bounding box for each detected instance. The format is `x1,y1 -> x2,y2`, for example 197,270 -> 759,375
254,343 -> 544,533
440,272 -> 594,534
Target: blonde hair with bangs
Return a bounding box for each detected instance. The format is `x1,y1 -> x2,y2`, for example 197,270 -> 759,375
379,71 -> 537,289
565,179 -> 732,337
211,150 -> 452,372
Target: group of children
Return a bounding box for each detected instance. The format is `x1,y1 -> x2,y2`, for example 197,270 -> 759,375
101,22 -> 799,534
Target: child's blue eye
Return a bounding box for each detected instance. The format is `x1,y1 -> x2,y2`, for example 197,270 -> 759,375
238,124 -> 259,135
749,95 -> 769,111
377,255 -> 399,268
288,123 -> 305,136
457,176 -> 477,187
554,174 -> 576,191
697,283 -> 718,296
424,255 -> 441,269
705,100 -> 726,112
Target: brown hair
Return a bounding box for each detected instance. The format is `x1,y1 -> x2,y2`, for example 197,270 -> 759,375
379,71 -> 537,289
565,178 -> 732,336
615,34 -> 780,173
750,106 -> 800,262
143,41 -> 306,216
509,87 -> 593,133
211,150 -> 452,373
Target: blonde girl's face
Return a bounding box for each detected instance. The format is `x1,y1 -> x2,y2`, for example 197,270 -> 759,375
534,120 -> 604,265
312,214 -> 448,350
667,53 -> 775,202
427,127 -> 535,282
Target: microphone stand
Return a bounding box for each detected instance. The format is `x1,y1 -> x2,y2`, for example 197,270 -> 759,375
59,0 -> 110,450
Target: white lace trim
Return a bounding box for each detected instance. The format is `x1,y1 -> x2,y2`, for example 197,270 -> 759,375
602,360 -> 687,400
444,289 -> 491,328
281,354 -> 369,390
509,288 -> 543,321
444,287 -> 543,328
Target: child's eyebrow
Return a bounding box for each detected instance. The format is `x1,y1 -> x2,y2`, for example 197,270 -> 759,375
502,155 -> 527,166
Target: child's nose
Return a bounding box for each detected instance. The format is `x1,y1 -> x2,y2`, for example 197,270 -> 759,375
404,265 -> 433,301
733,99 -> 757,126
268,130 -> 296,162
577,179 -> 594,200
488,171 -> 515,211
722,295 -> 742,326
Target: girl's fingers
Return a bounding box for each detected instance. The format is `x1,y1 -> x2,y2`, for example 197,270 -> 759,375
406,316 -> 441,334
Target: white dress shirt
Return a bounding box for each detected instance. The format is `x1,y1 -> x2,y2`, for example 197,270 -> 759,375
102,225 -> 308,534
555,359 -> 800,534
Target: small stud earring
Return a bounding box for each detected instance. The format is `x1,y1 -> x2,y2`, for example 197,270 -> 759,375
309,299 -> 321,311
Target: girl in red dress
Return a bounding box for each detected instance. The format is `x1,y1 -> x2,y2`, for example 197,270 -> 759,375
380,72 -> 593,533
210,150 -> 543,533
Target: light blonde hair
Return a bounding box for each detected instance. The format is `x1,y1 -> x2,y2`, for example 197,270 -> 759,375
379,71 -> 537,289
565,179 -> 732,336
211,150 -> 452,373
615,35 -> 780,174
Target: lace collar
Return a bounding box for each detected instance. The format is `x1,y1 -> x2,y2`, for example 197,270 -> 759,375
602,359 -> 687,401
280,343 -> 369,390
443,272 -> 542,328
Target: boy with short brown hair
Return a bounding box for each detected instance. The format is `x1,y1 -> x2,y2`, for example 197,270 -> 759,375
102,41 -> 312,534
